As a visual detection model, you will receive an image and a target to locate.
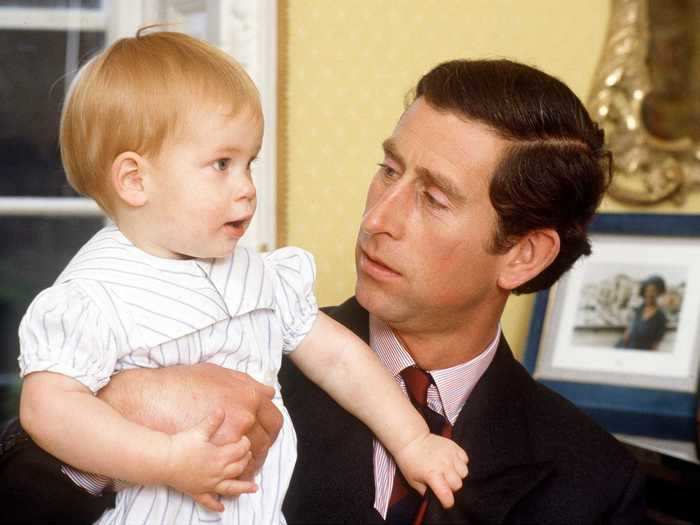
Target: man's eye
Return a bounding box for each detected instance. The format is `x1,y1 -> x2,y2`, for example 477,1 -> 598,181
378,163 -> 397,178
424,191 -> 448,209
214,159 -> 230,172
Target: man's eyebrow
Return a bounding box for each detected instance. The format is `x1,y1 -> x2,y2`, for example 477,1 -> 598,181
381,139 -> 405,169
416,166 -> 466,202
382,138 -> 467,204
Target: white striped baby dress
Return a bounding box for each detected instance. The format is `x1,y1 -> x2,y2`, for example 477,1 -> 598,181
19,225 -> 318,525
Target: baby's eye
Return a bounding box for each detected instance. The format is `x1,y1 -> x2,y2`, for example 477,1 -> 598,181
213,159 -> 230,172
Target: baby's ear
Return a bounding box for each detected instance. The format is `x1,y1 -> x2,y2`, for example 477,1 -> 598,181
111,152 -> 147,207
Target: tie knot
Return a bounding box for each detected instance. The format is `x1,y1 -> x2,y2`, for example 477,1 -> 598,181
400,366 -> 432,408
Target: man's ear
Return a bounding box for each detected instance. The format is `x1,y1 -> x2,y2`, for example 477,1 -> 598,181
111,151 -> 148,207
497,229 -> 560,291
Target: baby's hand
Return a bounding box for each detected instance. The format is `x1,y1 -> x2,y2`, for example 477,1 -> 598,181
164,409 -> 257,511
394,433 -> 469,509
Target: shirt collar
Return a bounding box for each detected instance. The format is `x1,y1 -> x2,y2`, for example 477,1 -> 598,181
56,225 -> 275,348
369,315 -> 500,425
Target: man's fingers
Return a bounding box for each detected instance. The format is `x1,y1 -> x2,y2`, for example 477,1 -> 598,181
215,478 -> 258,497
200,409 -> 226,439
256,395 -> 283,439
246,422 -> 271,456
253,381 -> 276,400
192,493 -> 224,512
242,422 -> 272,479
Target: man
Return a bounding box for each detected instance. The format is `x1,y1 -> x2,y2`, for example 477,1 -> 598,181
279,60 -> 644,524
0,59 -> 644,524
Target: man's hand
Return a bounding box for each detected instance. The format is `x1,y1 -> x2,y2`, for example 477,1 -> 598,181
98,363 -> 283,479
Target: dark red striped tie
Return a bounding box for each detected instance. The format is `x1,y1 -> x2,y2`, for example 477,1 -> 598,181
386,366 -> 452,525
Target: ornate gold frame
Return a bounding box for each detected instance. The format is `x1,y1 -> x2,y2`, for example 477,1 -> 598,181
588,0 -> 700,205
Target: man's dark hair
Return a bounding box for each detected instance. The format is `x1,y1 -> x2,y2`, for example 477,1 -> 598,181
413,59 -> 611,294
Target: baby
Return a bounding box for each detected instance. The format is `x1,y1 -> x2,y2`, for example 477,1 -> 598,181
17,29 -> 468,525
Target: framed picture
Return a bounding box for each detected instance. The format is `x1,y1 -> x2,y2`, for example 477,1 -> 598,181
524,213 -> 700,440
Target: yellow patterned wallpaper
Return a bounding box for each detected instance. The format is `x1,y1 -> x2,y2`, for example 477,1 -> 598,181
281,0 -> 611,357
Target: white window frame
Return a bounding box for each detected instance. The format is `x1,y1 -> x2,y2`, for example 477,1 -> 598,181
0,0 -> 277,251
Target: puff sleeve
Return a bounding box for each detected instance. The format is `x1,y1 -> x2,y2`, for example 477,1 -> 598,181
263,247 -> 319,353
18,282 -> 120,393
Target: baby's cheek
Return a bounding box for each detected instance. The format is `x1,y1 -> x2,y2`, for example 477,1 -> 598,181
203,204 -> 229,228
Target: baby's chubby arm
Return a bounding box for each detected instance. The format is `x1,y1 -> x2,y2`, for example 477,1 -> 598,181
20,371 -> 255,510
288,312 -> 469,508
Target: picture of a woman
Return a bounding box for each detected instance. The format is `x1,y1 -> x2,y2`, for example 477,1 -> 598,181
616,275 -> 668,350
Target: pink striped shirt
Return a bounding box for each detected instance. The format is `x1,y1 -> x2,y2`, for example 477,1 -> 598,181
370,315 -> 500,518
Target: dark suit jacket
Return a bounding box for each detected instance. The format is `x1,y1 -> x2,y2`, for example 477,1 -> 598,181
279,297 -> 645,524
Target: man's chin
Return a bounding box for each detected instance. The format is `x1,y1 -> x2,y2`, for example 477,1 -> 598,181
355,280 -> 403,320
354,284 -> 372,311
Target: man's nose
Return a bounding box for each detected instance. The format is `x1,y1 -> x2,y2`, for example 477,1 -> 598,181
361,181 -> 409,239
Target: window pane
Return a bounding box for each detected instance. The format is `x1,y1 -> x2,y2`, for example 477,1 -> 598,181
0,28 -> 104,197
0,216 -> 103,420
0,1 -> 101,8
